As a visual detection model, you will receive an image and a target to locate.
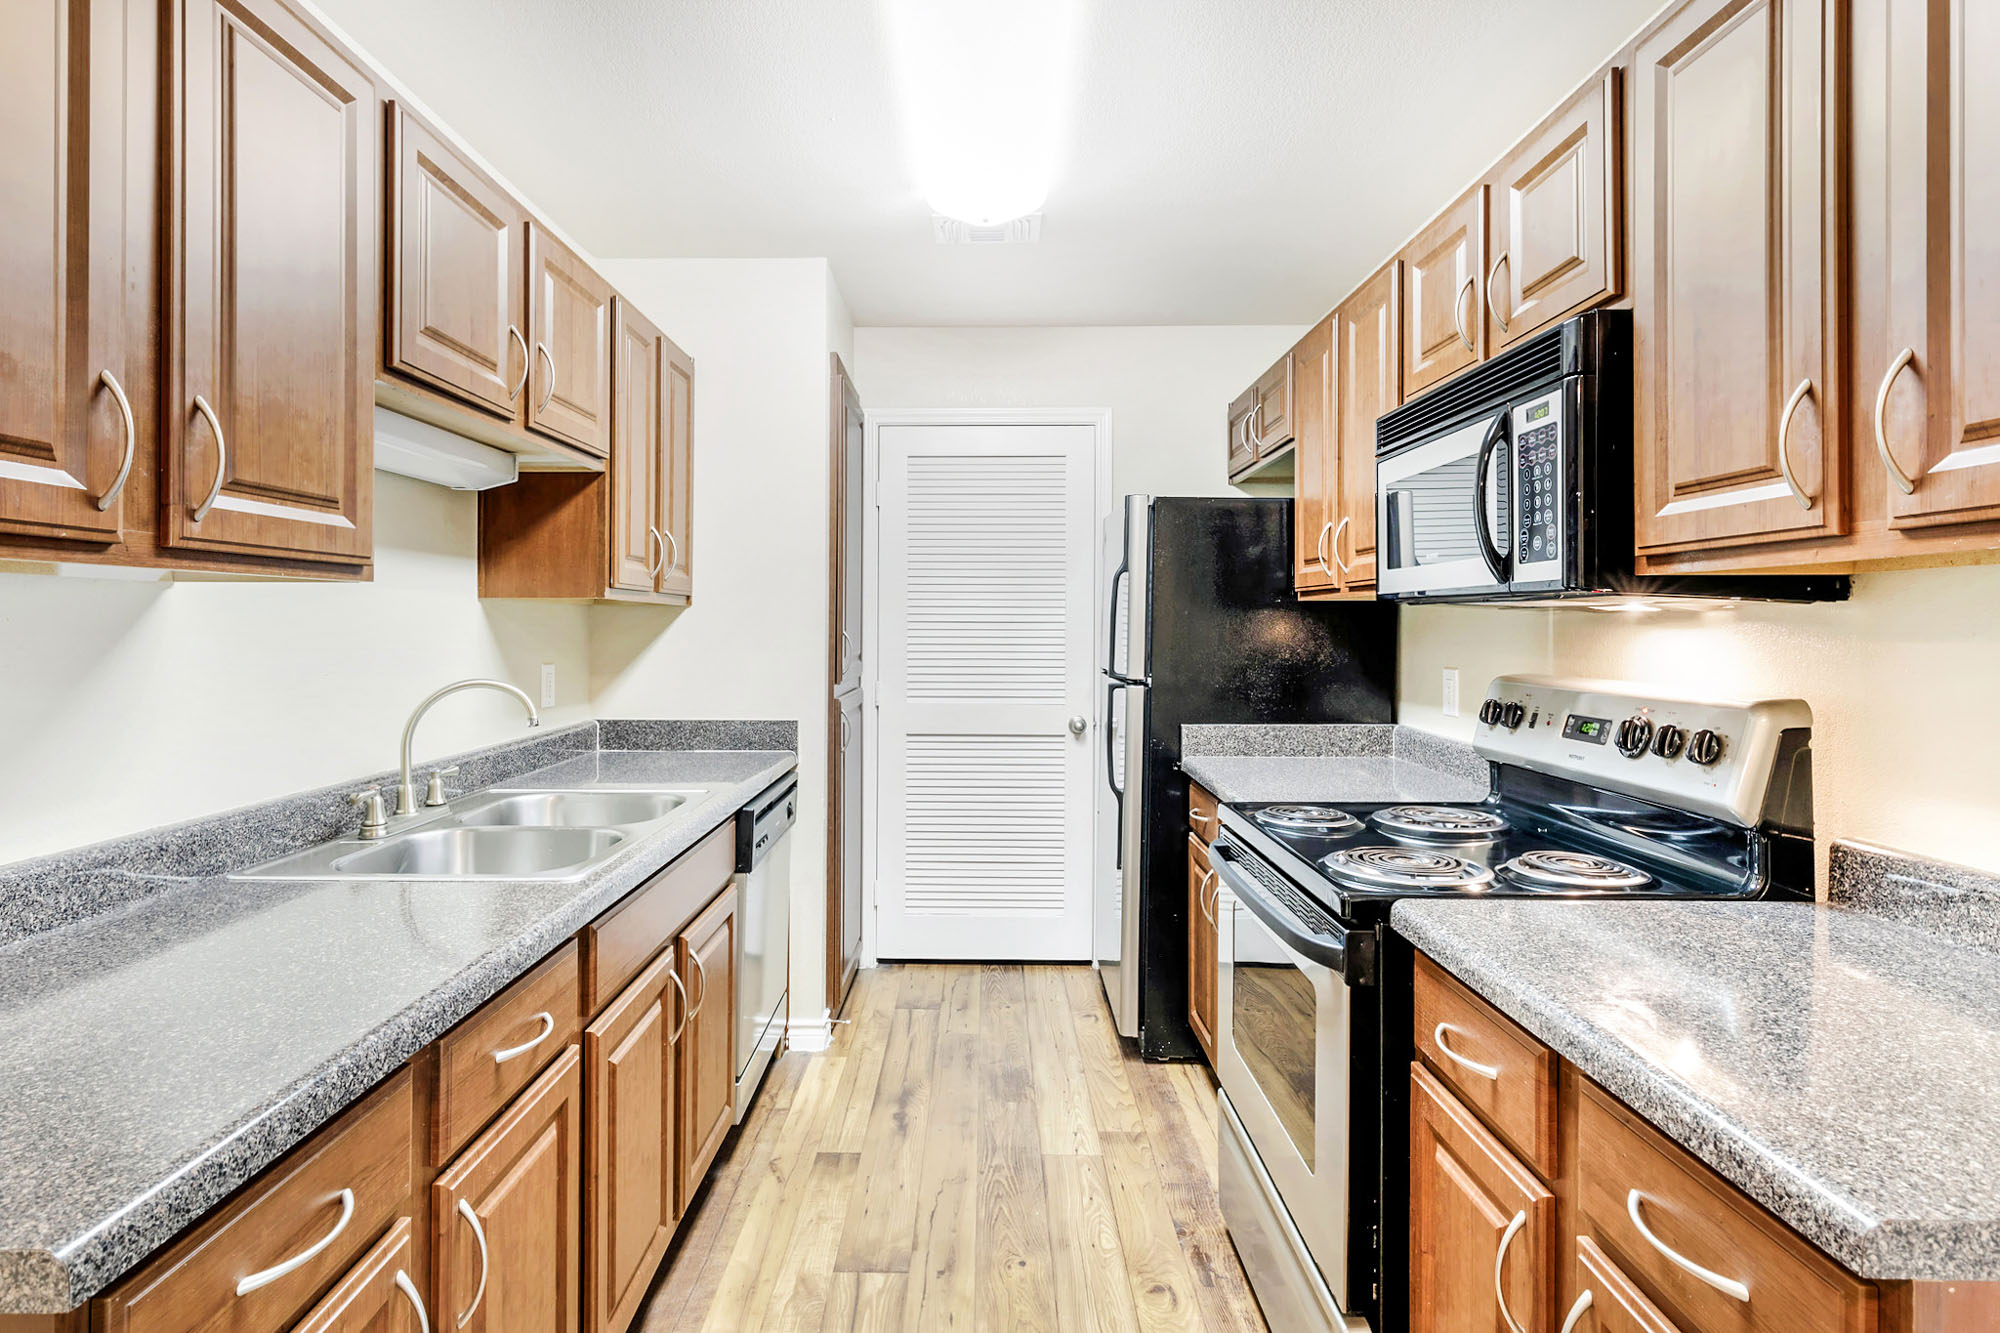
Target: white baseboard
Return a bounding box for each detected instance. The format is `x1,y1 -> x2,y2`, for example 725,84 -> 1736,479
787,1008 -> 835,1053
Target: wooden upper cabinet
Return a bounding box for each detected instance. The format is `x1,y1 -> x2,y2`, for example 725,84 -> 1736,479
1401,186 -> 1486,398
676,887 -> 736,1204
610,298 -> 663,595
526,223 -> 613,457
0,0 -> 136,546
1227,386 -> 1257,477
584,951 -> 680,1333
1335,260 -> 1400,590
1488,70 -> 1622,351
1867,0 -> 2000,530
1252,353 -> 1295,455
165,0 -> 375,566
434,1047 -> 583,1333
385,102 -> 528,420
1292,316 -> 1339,593
1631,0 -> 1841,555
1410,1062 -> 1555,1333
831,354 -> 863,687
657,333 -> 694,600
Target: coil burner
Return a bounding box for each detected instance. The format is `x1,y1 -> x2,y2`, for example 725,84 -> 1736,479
1251,805 -> 1365,837
1321,845 -> 1496,892
1499,848 -> 1654,891
1371,805 -> 1510,843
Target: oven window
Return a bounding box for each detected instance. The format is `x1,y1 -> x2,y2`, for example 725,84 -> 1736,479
1231,910 -> 1317,1168
1380,436 -> 1513,573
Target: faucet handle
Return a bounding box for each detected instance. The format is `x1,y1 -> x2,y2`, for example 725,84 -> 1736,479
349,788 -> 389,840
423,766 -> 462,809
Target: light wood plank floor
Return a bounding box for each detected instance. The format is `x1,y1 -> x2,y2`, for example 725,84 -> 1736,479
633,964 -> 1271,1332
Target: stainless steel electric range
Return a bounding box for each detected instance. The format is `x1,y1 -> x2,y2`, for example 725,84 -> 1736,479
1208,676 -> 1817,1332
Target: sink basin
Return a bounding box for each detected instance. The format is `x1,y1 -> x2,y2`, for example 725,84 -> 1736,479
454,790 -> 689,829
330,827 -> 623,878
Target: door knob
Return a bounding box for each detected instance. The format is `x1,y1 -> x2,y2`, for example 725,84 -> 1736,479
1068,716 -> 1087,735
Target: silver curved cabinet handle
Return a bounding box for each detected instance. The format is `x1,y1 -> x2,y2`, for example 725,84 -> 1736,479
1486,251 -> 1511,334
1190,809 -> 1216,831
234,1188 -> 353,1295
1560,1288 -> 1593,1333
534,341 -> 556,413
1433,1022 -> 1500,1079
1199,867 -> 1218,925
1873,347 -> 1918,495
688,951 -> 708,1020
1776,377 -> 1815,511
841,710 -> 852,750
1627,1190 -> 1749,1301
1315,520 -> 1333,578
192,393 -> 227,522
668,968 -> 691,1043
1494,1209 -> 1528,1333
663,526 -> 680,573
491,1010 -> 555,1064
395,1270 -> 431,1333
1331,515 -> 1352,574
506,325 -> 529,401
454,1199 -> 489,1327
1453,273 -> 1476,353
646,526 -> 666,579
96,370 -> 135,511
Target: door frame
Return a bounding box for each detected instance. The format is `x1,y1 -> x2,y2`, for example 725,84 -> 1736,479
860,407 -> 1114,967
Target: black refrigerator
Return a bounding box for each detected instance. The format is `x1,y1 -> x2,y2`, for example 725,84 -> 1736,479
1097,495 -> 1396,1059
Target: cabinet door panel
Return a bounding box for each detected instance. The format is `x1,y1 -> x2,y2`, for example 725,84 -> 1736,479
610,299 -> 661,594
677,888 -> 736,1202
527,223 -> 612,457
1253,354 -> 1294,454
1292,317 -> 1338,593
1401,187 -> 1485,398
292,1217 -> 429,1333
1632,0 -> 1840,553
1335,261 -> 1399,590
386,103 -> 525,419
837,690 -> 864,1008
584,952 -> 678,1333
1227,388 -> 1256,478
1566,1234 -> 1684,1333
0,0 -> 129,543
1491,71 -> 1620,349
1185,835 -> 1216,1063
167,0 -> 373,563
657,334 -> 694,599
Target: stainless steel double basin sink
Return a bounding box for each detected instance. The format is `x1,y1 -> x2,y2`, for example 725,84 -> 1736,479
235,786 -> 715,881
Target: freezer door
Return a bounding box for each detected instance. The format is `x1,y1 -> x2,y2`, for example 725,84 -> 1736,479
1096,681 -> 1145,1036
1105,494 -> 1150,681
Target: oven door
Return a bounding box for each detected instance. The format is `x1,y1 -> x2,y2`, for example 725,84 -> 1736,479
1375,408 -> 1514,600
1211,842 -> 1357,1315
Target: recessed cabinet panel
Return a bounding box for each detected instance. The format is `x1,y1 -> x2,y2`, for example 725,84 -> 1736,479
658,335 -> 694,600
1490,72 -> 1620,349
584,952 -> 679,1333
1335,260 -> 1398,590
526,223 -> 612,457
1401,187 -> 1486,398
1292,316 -> 1339,593
610,299 -> 662,594
676,887 -> 735,1203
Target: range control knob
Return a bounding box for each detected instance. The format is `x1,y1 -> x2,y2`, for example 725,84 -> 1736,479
1651,724 -> 1687,759
1615,715 -> 1654,758
1479,698 -> 1506,726
1501,701 -> 1527,730
1687,729 -> 1725,766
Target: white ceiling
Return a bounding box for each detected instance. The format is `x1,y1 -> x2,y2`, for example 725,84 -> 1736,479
313,0 -> 1663,327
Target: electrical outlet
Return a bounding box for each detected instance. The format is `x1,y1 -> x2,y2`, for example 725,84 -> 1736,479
540,663 -> 557,709
1441,668 -> 1460,718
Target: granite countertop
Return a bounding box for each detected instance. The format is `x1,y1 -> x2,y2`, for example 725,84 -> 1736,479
0,746 -> 794,1313
1393,896 -> 2000,1281
1180,722 -> 1490,805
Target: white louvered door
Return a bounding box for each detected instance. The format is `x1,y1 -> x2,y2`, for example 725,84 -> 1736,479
875,422 -> 1097,960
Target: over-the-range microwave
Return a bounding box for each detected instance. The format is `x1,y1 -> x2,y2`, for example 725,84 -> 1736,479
1373,310 -> 1849,606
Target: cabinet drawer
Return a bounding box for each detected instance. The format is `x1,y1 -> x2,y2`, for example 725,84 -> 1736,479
582,823 -> 735,1014
1413,954 -> 1558,1178
1188,783 -> 1220,842
95,1070 -> 416,1333
436,941 -> 582,1162
1575,1080 -> 1877,1333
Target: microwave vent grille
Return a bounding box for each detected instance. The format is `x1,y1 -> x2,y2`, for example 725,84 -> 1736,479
1375,323 -> 1569,453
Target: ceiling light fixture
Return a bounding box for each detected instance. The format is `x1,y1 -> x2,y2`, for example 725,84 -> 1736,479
881,0 -> 1079,228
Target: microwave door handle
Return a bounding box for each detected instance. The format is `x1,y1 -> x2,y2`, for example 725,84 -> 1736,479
1472,412 -> 1511,584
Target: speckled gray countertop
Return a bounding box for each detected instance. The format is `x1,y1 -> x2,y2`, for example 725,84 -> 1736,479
1180,722 -> 1490,804
0,747 -> 794,1314
1393,896 -> 2000,1281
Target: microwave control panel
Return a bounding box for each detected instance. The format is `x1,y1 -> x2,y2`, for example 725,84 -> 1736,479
1510,391 -> 1564,579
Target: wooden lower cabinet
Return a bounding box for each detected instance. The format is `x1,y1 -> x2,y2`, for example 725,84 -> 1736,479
677,887 -> 737,1202
433,1048 -> 583,1333
1566,1233 -> 1684,1333
1409,1062 -> 1556,1333
1186,833 -> 1218,1063
292,1217 -> 430,1333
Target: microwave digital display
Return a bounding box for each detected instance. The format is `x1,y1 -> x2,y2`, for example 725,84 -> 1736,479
1524,402 -> 1552,423
1563,714 -> 1610,744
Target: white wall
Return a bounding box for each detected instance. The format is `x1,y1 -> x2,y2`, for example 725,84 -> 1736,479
852,326 -> 1307,496
590,258 -> 843,1026
0,473 -> 591,863
1398,562 -> 2000,879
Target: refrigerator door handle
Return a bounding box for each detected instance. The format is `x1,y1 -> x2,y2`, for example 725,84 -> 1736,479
1105,681 -> 1128,797
1106,564 -> 1129,677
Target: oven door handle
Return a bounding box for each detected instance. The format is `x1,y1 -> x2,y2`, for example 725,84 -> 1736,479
1472,410 -> 1511,585
1210,842 -> 1371,982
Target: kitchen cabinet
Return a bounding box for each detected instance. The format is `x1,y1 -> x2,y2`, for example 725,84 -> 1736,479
1630,0 -> 1842,556
1185,833 -> 1218,1065
384,102 -> 528,420
1227,385 -> 1259,478
525,223 -> 613,458
583,951 -> 680,1333
830,355 -> 863,690
1409,1061 -> 1556,1333
676,887 -> 736,1204
434,941 -> 582,1163
1566,1234 -> 1682,1333
830,687 -> 864,1014
1291,316 -> 1340,594
826,354 -> 864,1014
1226,354 -> 1297,482
657,332 -> 694,600
291,1217 -> 430,1333
0,0 -> 138,547
1332,260 -> 1398,592
163,0 -> 376,567
609,299 -> 664,593
1400,185 -> 1487,399
433,1047 -> 583,1333
1486,71 -> 1621,350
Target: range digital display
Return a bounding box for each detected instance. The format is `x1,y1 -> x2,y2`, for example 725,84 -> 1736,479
1563,714 -> 1610,744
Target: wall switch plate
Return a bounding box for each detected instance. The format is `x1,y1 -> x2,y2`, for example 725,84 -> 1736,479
1441,668 -> 1460,717
540,663 -> 557,709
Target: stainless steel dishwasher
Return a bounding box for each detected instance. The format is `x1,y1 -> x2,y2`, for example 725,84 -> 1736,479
734,773 -> 796,1119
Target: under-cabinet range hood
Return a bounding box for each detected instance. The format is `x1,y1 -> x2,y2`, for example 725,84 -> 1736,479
372,406 -> 520,491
